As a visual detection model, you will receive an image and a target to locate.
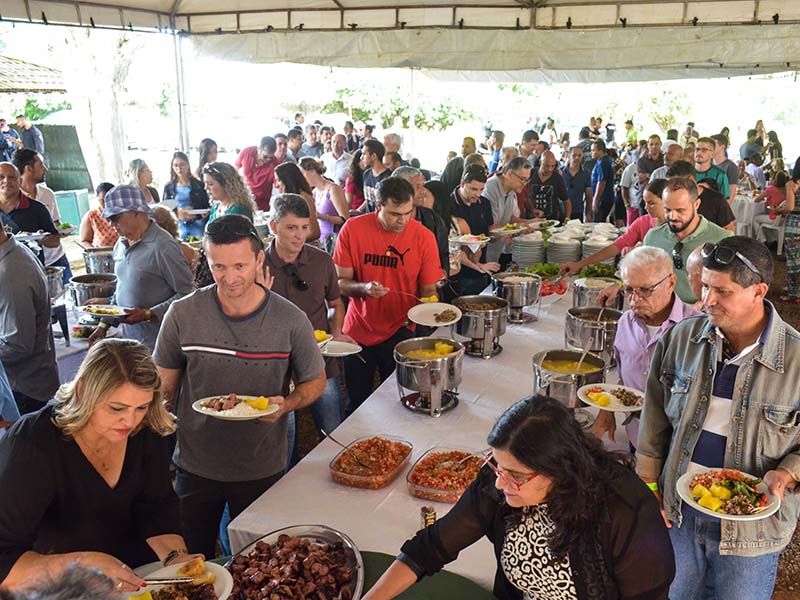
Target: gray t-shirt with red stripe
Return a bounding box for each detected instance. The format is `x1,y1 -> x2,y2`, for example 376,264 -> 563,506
154,284 -> 325,482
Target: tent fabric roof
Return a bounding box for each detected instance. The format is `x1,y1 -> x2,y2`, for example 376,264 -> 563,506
0,55 -> 66,93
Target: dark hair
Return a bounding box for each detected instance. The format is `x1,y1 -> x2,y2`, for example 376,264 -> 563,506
696,136 -> 716,149
348,150 -> 364,189
697,177 -> 719,192
521,129 -> 539,143
702,235 -> 773,288
193,247 -> 214,288
666,160 -> 694,178
274,132 -> 287,140
95,182 -> 115,196
385,151 -> 402,167
592,139 -> 607,152
537,141 -> 550,151
772,171 -> 789,188
664,176 -> 698,201
578,127 -> 591,139
487,395 -> 631,559
462,164 -> 488,184
667,129 -> 679,140
364,124 -> 375,134
275,162 -> 312,196
710,133 -> 729,148
320,125 -> 332,134
294,112 -> 303,119
259,136 -> 277,153
197,138 -> 217,173
0,564 -> 120,600
169,151 -> 194,185
648,134 -> 662,142
363,139 -> 385,161
287,129 -> 303,141
646,178 -> 668,197
377,176 -> 414,206
204,214 -> 264,256
747,128 -> 758,138
344,120 -> 354,129
272,192 -> 311,220
11,148 -> 38,174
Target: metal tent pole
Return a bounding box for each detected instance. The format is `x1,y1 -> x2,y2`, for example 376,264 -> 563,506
171,27 -> 190,152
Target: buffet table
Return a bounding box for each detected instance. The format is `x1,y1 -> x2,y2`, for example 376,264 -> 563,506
228,292 -> 630,591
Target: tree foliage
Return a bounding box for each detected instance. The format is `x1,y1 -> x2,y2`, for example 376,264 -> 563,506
637,90 -> 691,134
321,87 -> 474,132
22,97 -> 72,121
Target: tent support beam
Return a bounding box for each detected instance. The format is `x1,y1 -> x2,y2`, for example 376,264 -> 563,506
171,26 -> 189,152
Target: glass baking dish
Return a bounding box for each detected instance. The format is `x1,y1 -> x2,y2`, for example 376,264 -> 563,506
329,435 -> 413,489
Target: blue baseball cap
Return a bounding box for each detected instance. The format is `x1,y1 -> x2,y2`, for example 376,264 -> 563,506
101,185 -> 153,219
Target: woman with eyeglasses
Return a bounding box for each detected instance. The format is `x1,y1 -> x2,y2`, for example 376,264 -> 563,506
274,162 -> 320,242
163,151 -> 209,240
202,162 -> 256,224
364,396 -> 675,600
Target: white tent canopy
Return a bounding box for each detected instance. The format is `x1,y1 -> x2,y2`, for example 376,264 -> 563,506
3,1 -> 800,80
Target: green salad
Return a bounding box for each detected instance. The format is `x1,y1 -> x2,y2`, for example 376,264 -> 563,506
525,263 -> 561,278
578,264 -> 617,279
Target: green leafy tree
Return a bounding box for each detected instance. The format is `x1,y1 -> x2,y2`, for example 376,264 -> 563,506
21,97 -> 71,121
637,90 -> 691,134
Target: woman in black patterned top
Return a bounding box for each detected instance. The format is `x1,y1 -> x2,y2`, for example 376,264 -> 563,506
364,396 -> 675,600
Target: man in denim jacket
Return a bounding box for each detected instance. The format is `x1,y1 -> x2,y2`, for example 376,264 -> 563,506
636,236 -> 799,600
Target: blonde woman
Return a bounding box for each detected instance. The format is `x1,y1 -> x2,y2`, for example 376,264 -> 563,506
299,157 -> 348,250
127,158 -> 160,204
202,162 -> 256,223
0,339 -> 200,593
152,205 -> 197,267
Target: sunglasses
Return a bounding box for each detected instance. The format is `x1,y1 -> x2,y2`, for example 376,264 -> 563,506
205,217 -> 263,246
672,241 -> 684,270
202,164 -> 223,178
701,243 -> 762,281
482,452 -> 538,492
621,272 -> 671,299
286,264 -> 309,291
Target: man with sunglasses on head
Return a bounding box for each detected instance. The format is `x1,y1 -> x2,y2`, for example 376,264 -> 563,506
592,246 -> 699,448
334,177 -> 441,414
84,185 -> 193,351
153,214 -> 326,559
636,236 -> 800,600
642,177 -> 731,304
266,194 -> 352,463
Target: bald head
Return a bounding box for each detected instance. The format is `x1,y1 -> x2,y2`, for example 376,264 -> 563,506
539,150 -> 558,178
0,161 -> 21,201
665,143 -> 684,166
687,245 -> 704,300
332,133 -> 346,156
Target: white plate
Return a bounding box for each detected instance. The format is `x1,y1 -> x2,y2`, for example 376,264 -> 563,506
316,333 -> 333,347
676,469 -> 781,521
321,341 -> 363,357
192,396 -> 280,420
133,561 -> 233,600
528,220 -> 559,230
453,234 -> 489,246
14,232 -> 49,242
490,225 -> 525,236
184,208 -> 211,216
407,302 -> 462,327
578,383 -> 644,412
58,226 -> 78,236
78,304 -> 130,317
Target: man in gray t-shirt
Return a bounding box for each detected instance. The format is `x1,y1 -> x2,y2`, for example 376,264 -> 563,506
154,215 -> 326,558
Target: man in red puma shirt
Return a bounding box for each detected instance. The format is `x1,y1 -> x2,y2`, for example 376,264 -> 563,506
334,176 -> 441,413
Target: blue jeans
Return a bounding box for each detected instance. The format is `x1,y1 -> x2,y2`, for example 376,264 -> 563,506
669,511 -> 780,600
286,376 -> 344,469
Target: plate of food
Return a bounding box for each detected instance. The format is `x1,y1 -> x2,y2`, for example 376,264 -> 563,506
71,324 -> 118,339
527,219 -> 559,231
321,341 -> 362,358
329,435 -> 413,489
314,330 -> 333,347
13,231 -> 49,242
676,468 -> 780,521
226,524 -> 363,600
192,393 -> 279,420
131,558 -> 232,600
57,222 -> 78,236
578,384 -> 644,412
490,224 -> 525,236
453,233 -> 490,246
407,302 -> 462,327
78,304 -> 130,317
406,446 -> 484,504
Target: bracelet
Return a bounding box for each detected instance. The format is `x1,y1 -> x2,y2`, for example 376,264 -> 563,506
97,321 -> 110,331
144,309 -> 153,323
162,548 -> 188,567
646,481 -> 659,492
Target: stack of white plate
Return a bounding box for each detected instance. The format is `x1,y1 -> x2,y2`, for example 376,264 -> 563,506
582,237 -> 615,264
546,236 -> 582,263
512,233 -> 546,268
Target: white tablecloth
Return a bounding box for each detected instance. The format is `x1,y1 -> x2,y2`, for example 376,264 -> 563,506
228,293 -> 629,590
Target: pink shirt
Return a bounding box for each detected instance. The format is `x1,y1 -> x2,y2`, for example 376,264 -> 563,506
612,214 -> 657,252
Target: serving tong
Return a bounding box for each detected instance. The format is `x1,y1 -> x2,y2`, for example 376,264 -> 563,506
321,429 -> 374,471
441,448 -> 490,471
143,576 -> 195,585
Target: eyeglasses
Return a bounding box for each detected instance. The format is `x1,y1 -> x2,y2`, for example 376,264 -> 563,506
286,264 -> 309,291
701,243 -> 763,281
482,452 -> 538,492
509,171 -> 530,185
695,146 -> 714,153
672,241 -> 684,270
621,273 -> 671,299
205,217 -> 263,247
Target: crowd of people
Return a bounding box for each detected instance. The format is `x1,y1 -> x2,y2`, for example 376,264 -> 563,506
0,112 -> 798,600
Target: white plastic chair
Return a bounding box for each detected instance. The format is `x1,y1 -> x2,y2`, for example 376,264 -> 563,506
757,214 -> 787,255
